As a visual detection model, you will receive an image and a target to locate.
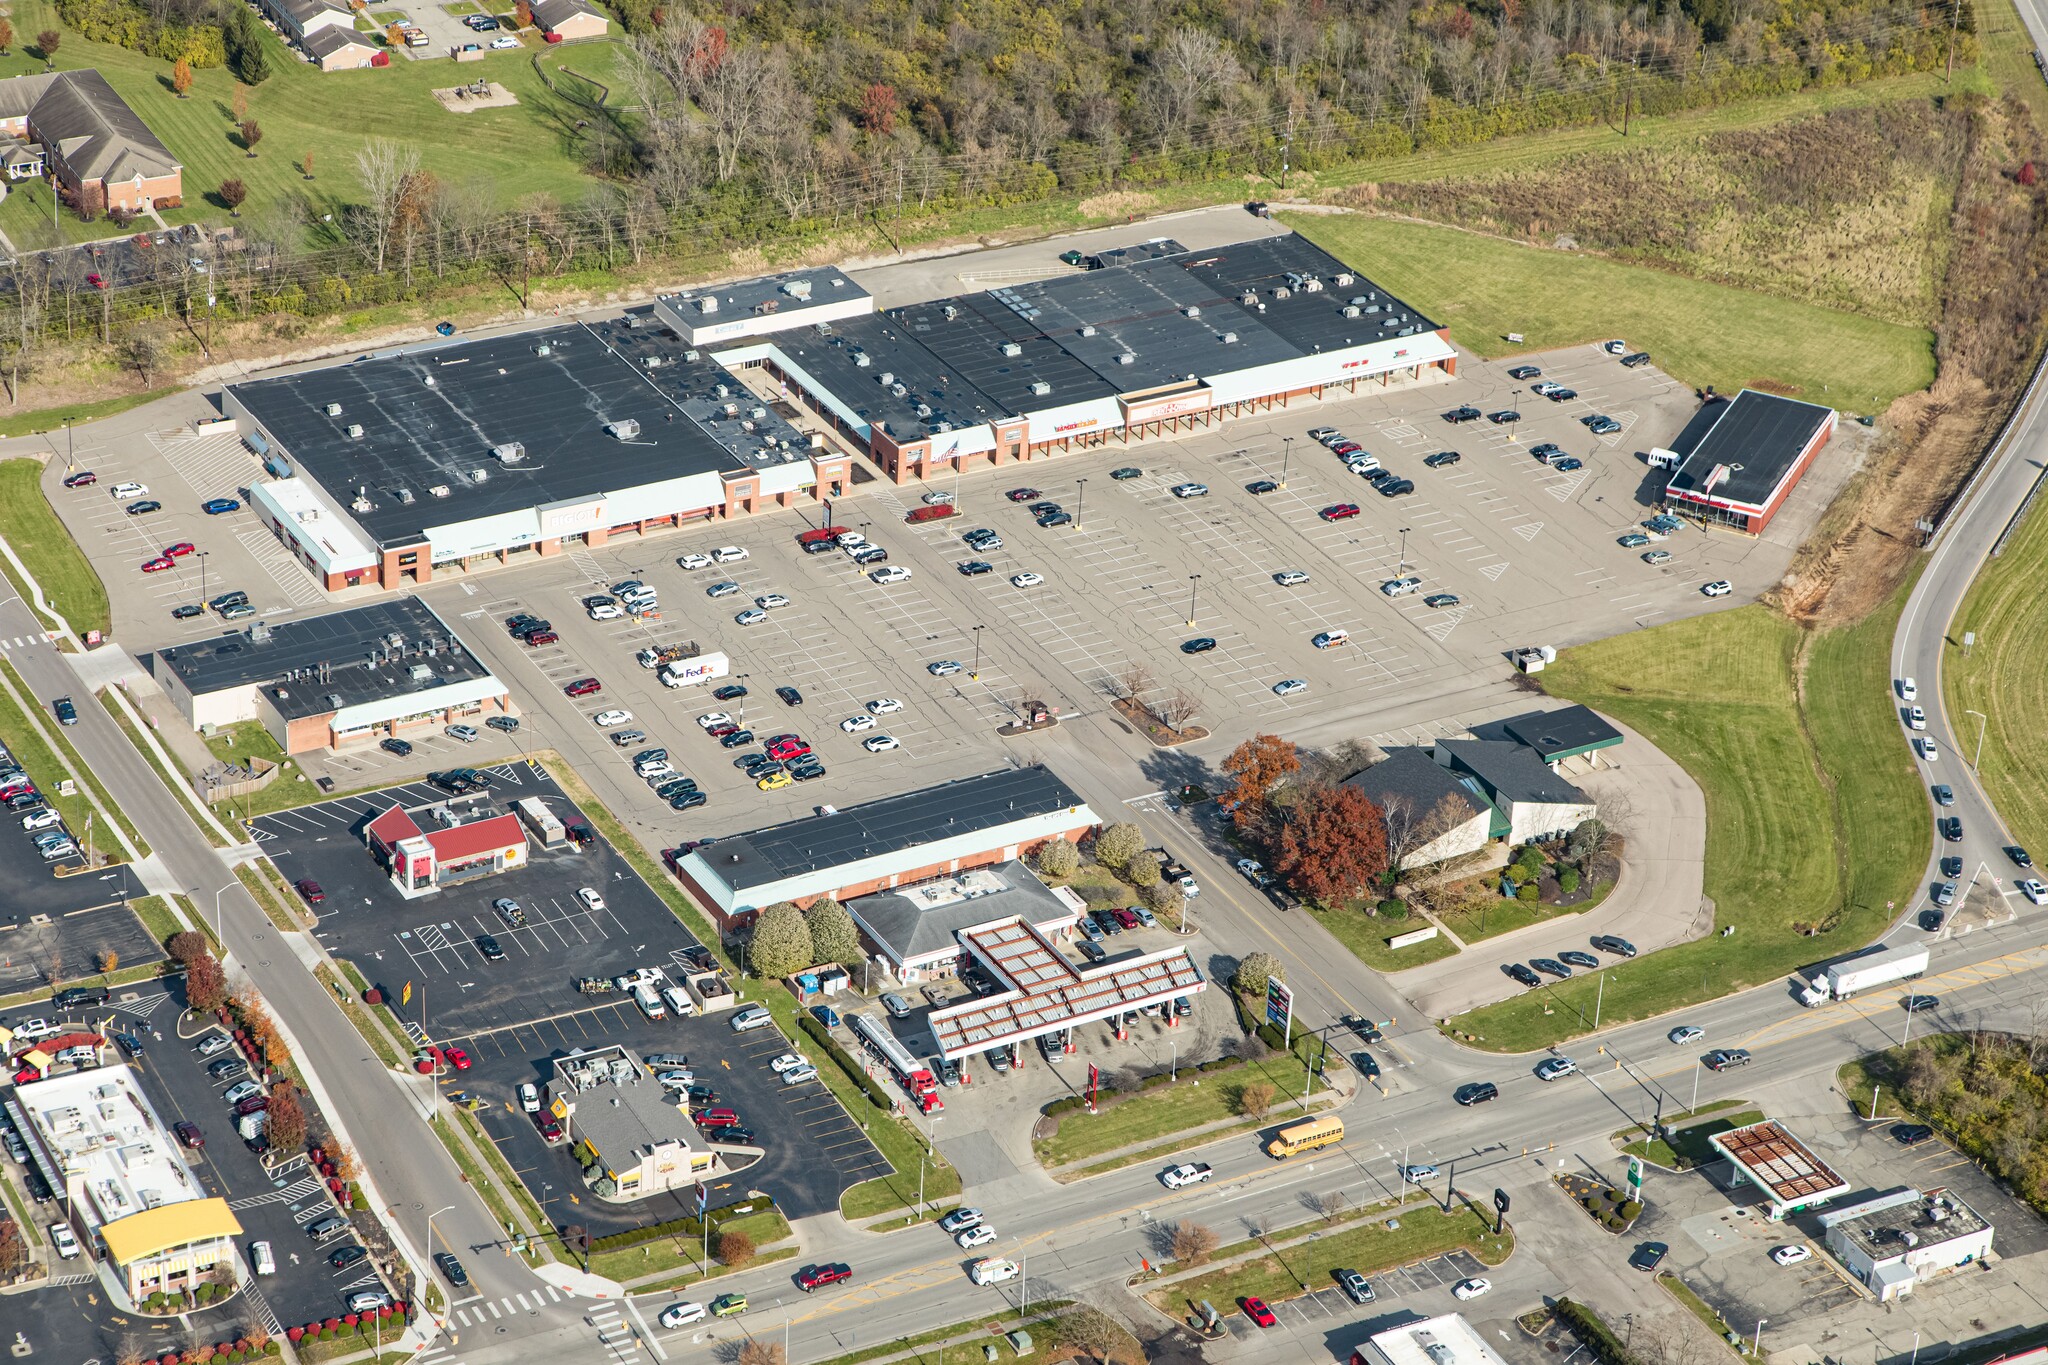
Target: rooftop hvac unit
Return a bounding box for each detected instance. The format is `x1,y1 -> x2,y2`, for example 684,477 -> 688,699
1343,305 -> 1361,318
915,403 -> 933,418
607,419 -> 642,441
1079,325 -> 1097,337
685,349 -> 700,361
1221,332 -> 1238,344
722,403 -> 740,417
715,384 -> 730,399
1422,1343 -> 1455,1365
397,488 -> 416,504
783,279 -> 813,301
429,484 -> 451,498
934,421 -> 953,432
535,341 -> 552,356
626,315 -> 647,328
1274,286 -> 1292,300
1369,291 -> 1380,300
942,304 -> 959,321
740,419 -> 756,432
750,407 -> 767,419
698,296 -> 719,315
891,383 -> 908,398
423,375 -> 437,387
1303,277 -> 1324,292
1334,272 -> 1355,286
249,620 -> 272,643
1001,342 -> 1023,357
644,356 -> 663,369
324,402 -> 343,417
1184,306 -> 1201,318
491,442 -> 525,463
1117,352 -> 1135,365
351,493 -> 373,512
1241,292 -> 1258,306
409,663 -> 435,682
469,469 -> 489,483
1030,380 -> 1052,396
854,351 -> 871,368
345,424 -> 364,439
879,372 -> 894,386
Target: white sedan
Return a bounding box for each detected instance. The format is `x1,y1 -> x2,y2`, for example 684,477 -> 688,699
755,593 -> 791,610
769,1051 -> 807,1073
593,710 -> 633,727
577,887 -> 606,911
863,735 -> 900,753
1702,580 -> 1733,597
735,609 -> 769,626
489,33 -> 518,46
867,698 -> 904,715
1273,679 -> 1308,696
1770,1245 -> 1810,1267
1451,1279 -> 1491,1301
1011,572 -> 1044,588
840,715 -> 876,733
922,491 -> 955,505
697,713 -> 736,730
677,553 -> 714,570
659,1302 -> 706,1328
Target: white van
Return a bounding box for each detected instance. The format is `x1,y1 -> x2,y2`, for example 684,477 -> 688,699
250,1241 -> 276,1276
1312,629 -> 1351,649
633,984 -> 668,1020
661,985 -> 697,1017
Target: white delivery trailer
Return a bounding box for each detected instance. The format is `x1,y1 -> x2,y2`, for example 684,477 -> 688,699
1798,944 -> 1929,1006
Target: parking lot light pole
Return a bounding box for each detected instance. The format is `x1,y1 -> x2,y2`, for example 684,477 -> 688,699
918,1113 -> 943,1214
197,550 -> 209,614
970,625 -> 986,680
212,883 -> 234,940
1753,1319 -> 1766,1360
1075,478 -> 1087,531
1280,436 -> 1293,488
1396,528 -> 1411,577
1186,574 -> 1201,627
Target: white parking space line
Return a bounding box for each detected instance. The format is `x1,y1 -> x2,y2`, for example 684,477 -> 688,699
146,431 -> 253,502
234,527 -> 327,607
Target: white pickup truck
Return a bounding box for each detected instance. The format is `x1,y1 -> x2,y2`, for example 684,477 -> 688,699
1161,1162 -> 1213,1189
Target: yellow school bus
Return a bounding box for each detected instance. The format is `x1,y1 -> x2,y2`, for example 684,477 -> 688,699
1265,1114 -> 1344,1159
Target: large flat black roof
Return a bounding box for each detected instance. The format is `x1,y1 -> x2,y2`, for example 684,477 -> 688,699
887,291 -> 1120,415
157,599 -> 494,720
1345,748 -> 1485,823
1176,235 -> 1441,357
710,766 -> 1088,891
770,315 -> 1008,443
1666,390 -> 1835,510
229,313 -> 802,549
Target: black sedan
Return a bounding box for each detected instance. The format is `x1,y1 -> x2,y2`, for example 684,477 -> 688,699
1247,480 -> 1280,495
1629,1243 -> 1668,1272
1007,487 -> 1043,502
776,686 -> 804,706
1181,637 -> 1218,654
713,684 -> 749,701
1558,950 -> 1600,970
1543,387 -> 1579,402
1531,957 -> 1573,979
1423,451 -> 1462,468
1940,817 -> 1964,842
2008,845 -> 2034,868
1503,963 -> 1541,987
957,560 -> 995,576
1453,1082 -> 1499,1105
1901,994 -> 1940,1013
1486,409 -> 1521,424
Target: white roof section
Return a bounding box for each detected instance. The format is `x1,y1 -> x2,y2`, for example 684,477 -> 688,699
1356,1315 -> 1508,1365
250,476 -> 378,573
928,916 -> 1204,1059
656,268 -> 874,346
6,1065 -> 205,1236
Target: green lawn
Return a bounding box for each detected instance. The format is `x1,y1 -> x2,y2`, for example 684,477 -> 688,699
1149,1202 -> 1511,1318
1308,900 -> 1460,973
1943,494 -> 2048,860
0,459 -> 109,636
1287,214 -> 1935,414
0,0 -> 627,232
1031,1051 -> 1325,1168
0,659 -> 128,856
1447,590 -> 1927,1050
584,1208 -> 791,1283
1434,881 -> 1610,945
1620,1108 -> 1764,1168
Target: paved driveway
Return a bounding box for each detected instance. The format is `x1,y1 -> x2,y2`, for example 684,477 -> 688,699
1389,712 -> 1709,1018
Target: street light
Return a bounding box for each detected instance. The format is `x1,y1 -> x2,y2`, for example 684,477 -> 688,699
970,625 -> 986,680
211,883 -> 235,940
1753,1319 -> 1767,1360
1074,478 -> 1088,531
1280,436 -> 1293,488
918,1112 -> 944,1214
426,1202 -> 455,1279
1396,527 -> 1411,577
1186,574 -> 1202,627
197,550 -> 209,616
1965,708 -> 1988,772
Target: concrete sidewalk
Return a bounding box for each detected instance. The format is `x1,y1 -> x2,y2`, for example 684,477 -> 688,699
1389,715 -> 1710,1020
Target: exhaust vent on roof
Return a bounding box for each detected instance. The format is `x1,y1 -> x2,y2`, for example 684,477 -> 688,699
535,341 -> 552,356
942,304 -> 959,321
423,375 -> 437,387
324,402 -> 343,417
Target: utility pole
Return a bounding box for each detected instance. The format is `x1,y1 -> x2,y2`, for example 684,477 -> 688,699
1623,56 -> 1638,136
1946,0 -> 1960,83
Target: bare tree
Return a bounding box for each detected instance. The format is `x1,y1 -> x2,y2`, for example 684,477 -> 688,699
1314,1190 -> 1348,1222
1169,1221 -> 1219,1264
1383,791 -> 1476,872
1111,659 -> 1153,702
353,139 -> 420,273
120,327 -> 169,383
1148,28 -> 1243,148
1060,1303 -> 1128,1362
1154,688 -> 1201,731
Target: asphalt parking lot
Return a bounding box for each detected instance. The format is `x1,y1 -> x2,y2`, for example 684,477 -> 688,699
254,767 -> 695,1037
1220,1248 -> 1494,1338
0,860 -> 163,997
462,1000 -> 889,1231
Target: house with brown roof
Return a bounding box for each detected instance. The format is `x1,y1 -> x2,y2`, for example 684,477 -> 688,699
0,70 -> 181,212
530,0 -> 609,40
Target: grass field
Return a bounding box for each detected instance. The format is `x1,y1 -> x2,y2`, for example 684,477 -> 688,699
1310,901 -> 1461,972
1287,214 -> 1934,414
1942,498 -> 2048,859
1433,880 -> 1610,945
584,1207 -> 791,1284
0,0 -> 628,240
0,459 -> 109,636
1148,1201 -> 1511,1319
1620,1108 -> 1764,1168
1446,589 -> 1927,1051
1030,1051 -> 1323,1168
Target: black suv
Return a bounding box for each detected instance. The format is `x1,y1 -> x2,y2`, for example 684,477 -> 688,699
54,986 -> 109,1009
1621,352 -> 1653,368
1454,1082 -> 1499,1105
435,1251 -> 471,1288
1504,963 -> 1541,987
1442,405 -> 1482,424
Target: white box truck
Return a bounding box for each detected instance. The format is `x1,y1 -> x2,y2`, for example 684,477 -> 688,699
1798,944 -> 1929,1006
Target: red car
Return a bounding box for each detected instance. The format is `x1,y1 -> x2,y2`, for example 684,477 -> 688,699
564,678 -> 602,697
706,723 -> 739,739
525,630 -> 559,646
445,1046 -> 472,1071
174,1121 -> 205,1149
797,1263 -> 852,1292
86,273 -> 107,290
1242,1297 -> 1277,1328
62,472 -> 96,488
1111,906 -> 1140,930
766,739 -> 811,762
698,1106 -> 739,1127
296,878 -> 324,904
163,541 -> 195,557
1319,504 -> 1361,521
535,1113 -> 564,1142
140,555 -> 175,573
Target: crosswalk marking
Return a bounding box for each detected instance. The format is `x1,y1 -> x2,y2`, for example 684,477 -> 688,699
228,1175 -> 323,1210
